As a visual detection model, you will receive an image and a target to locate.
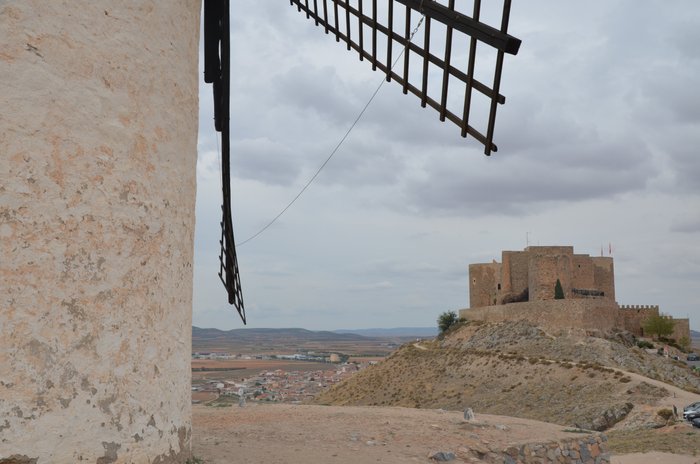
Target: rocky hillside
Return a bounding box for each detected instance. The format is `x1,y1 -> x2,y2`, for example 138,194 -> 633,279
313,321 -> 700,431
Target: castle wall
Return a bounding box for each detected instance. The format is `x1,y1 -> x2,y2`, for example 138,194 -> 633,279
460,299 -> 620,333
469,263 -> 501,308
486,247 -> 613,304
527,246 -> 575,255
616,306 -> 689,342
0,2 -> 199,462
528,247 -> 574,301
616,306 -> 659,336
592,257 -> 615,301
571,254 -> 596,294
501,251 -> 529,301
672,319 -> 691,345
464,301 -> 690,345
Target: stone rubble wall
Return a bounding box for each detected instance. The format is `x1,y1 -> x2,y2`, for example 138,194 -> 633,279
502,434 -> 609,464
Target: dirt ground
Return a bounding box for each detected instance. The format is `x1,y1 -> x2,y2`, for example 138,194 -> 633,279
613,453 -> 699,464
191,403 -> 696,464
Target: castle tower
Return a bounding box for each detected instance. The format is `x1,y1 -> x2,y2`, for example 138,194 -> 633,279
1,2 -> 199,462
469,246 -> 615,308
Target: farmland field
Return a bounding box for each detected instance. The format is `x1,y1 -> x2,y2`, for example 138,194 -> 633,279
191,358 -> 340,385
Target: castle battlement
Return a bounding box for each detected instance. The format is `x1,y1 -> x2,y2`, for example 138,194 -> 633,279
619,304 -> 659,311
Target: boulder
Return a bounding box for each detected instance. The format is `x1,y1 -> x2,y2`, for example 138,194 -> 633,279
429,451 -> 456,461
464,408 -> 475,421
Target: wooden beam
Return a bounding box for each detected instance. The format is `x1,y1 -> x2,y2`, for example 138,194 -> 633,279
394,0 -> 521,55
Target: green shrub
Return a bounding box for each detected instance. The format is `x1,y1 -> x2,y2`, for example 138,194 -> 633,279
637,340 -> 654,349
657,409 -> 674,421
643,316 -> 674,339
678,336 -> 691,352
437,311 -> 459,335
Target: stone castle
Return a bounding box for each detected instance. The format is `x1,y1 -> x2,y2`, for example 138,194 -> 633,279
460,246 -> 690,343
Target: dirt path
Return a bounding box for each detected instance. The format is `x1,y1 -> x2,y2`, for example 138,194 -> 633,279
618,368 -> 699,410
530,355 -> 700,426
608,366 -> 700,430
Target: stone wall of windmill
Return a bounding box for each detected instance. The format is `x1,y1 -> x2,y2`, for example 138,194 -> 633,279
1,2 -> 200,462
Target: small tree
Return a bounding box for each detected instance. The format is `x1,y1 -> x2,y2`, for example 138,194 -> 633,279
678,336 -> 691,352
438,310 -> 459,334
643,315 -> 675,340
554,278 -> 565,300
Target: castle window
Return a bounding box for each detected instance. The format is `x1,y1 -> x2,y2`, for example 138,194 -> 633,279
497,283 -> 501,290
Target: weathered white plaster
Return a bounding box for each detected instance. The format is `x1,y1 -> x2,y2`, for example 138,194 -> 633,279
1,1 -> 200,462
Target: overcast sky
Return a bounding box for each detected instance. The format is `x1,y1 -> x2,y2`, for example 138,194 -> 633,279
192,0 -> 700,331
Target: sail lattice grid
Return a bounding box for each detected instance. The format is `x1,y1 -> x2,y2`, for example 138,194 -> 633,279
289,0 -> 520,155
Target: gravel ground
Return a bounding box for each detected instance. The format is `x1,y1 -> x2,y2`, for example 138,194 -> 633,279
192,404 -> 699,464
193,403 -> 587,463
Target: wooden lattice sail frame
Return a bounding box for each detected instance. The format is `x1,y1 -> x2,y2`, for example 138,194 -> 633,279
203,0 -> 521,322
204,0 -> 246,323
289,0 -> 521,155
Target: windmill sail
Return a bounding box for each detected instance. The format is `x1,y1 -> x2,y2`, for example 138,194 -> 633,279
289,0 -> 521,155
204,0 -> 246,323
201,0 -> 521,322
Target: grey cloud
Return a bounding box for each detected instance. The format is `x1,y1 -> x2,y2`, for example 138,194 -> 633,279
312,136 -> 408,187
272,64 -> 361,124
670,217 -> 700,234
355,259 -> 465,284
670,146 -> 700,192
232,137 -> 304,186
348,281 -> 394,291
401,137 -> 656,217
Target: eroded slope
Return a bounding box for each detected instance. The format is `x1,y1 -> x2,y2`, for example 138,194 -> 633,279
313,321 -> 700,430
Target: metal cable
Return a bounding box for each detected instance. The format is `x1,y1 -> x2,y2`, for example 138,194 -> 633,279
236,14 -> 425,247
